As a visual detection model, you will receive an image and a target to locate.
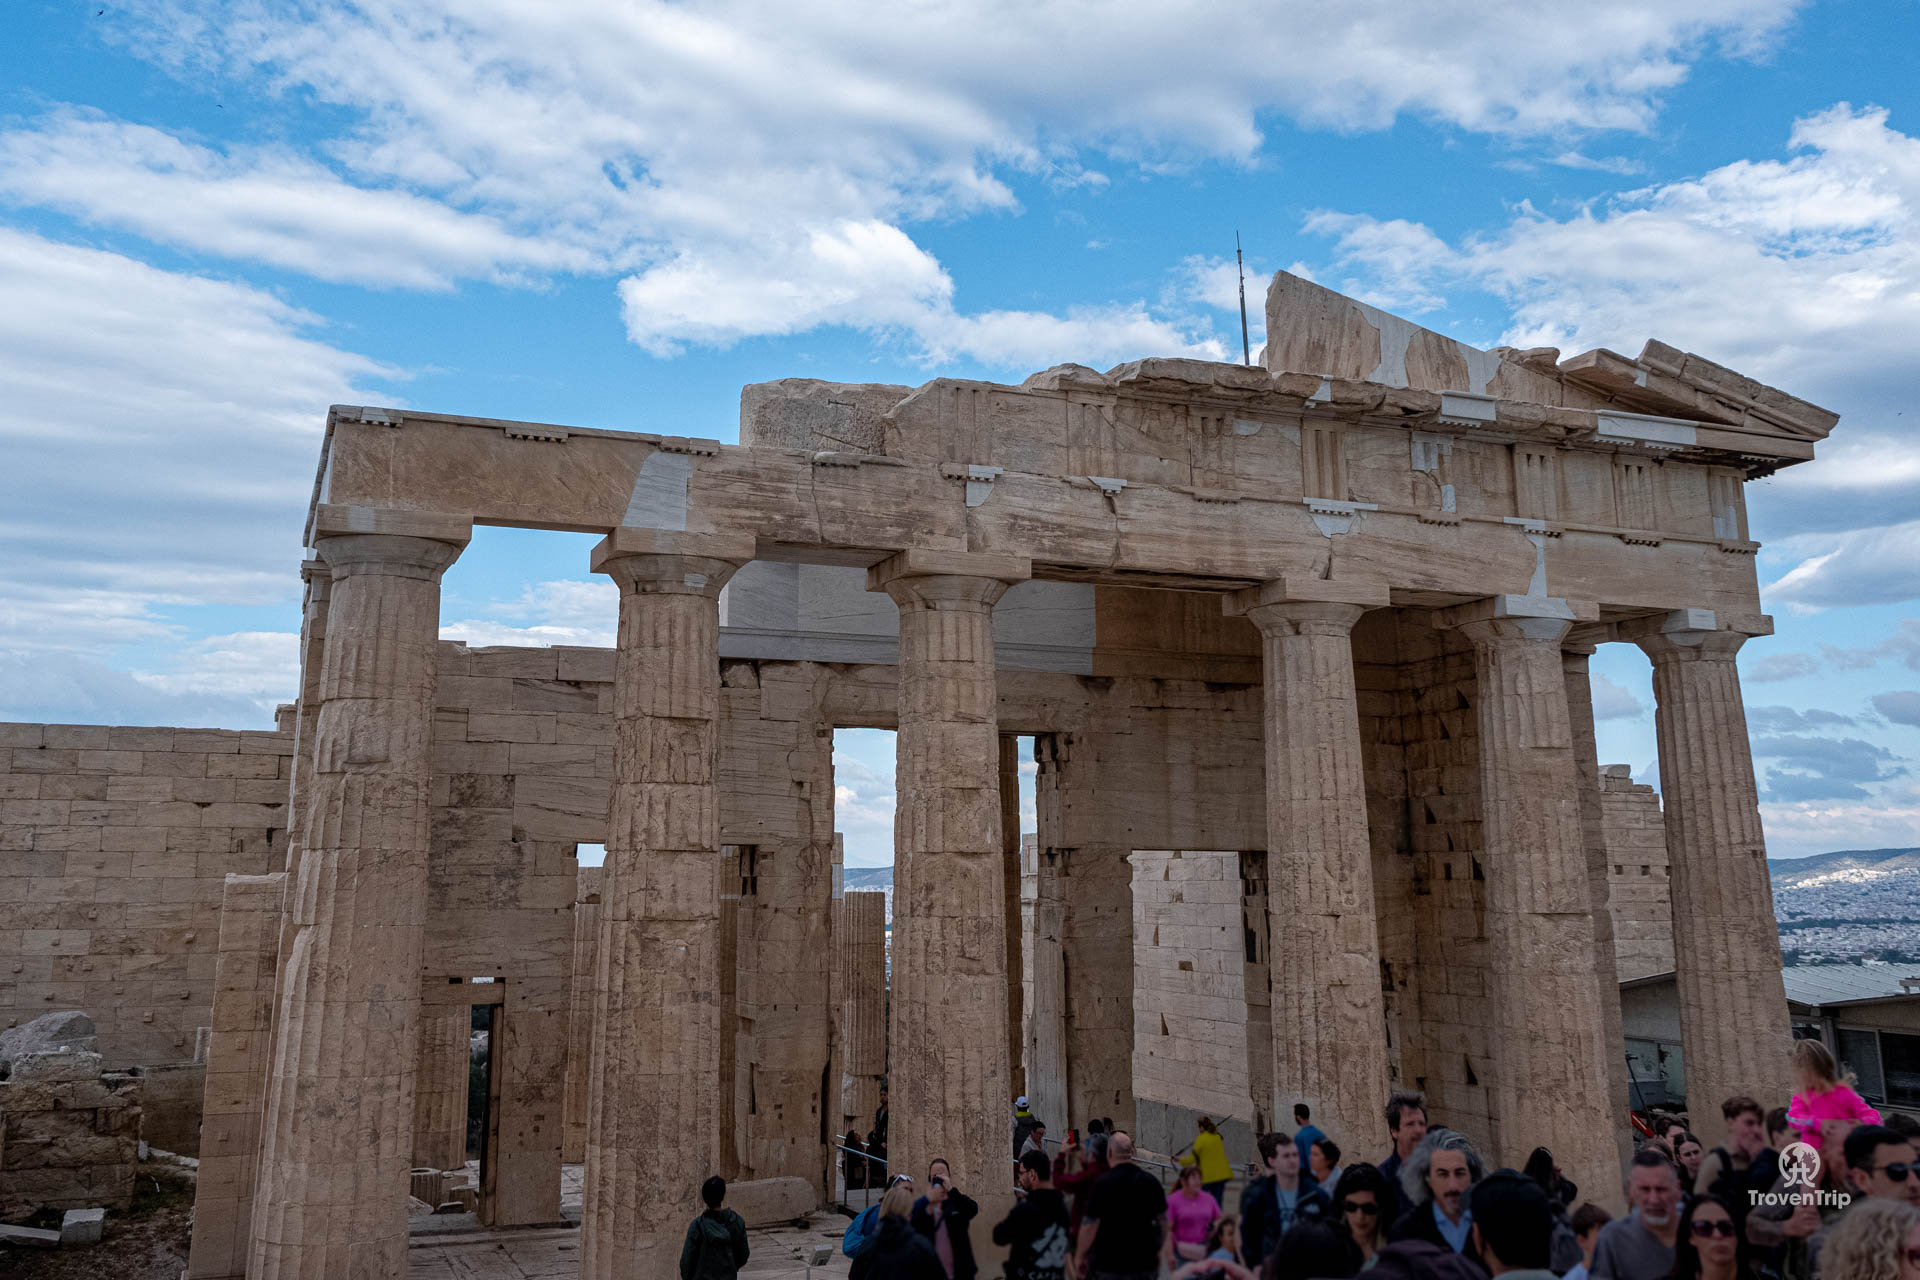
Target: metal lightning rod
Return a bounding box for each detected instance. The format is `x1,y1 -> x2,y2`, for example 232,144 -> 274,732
1236,231 -> 1251,366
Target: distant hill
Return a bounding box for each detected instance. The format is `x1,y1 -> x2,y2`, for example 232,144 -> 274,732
1768,847 -> 1920,883
840,851 -> 1920,963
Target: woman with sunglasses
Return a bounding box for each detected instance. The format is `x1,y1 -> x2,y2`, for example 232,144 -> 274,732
1817,1199 -> 1920,1280
1331,1163 -> 1390,1270
1667,1194 -> 1746,1280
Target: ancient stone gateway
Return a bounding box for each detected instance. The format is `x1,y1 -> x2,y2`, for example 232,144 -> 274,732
193,271 -> 1828,1276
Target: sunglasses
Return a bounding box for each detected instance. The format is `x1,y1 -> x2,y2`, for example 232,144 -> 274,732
1875,1163 -> 1914,1182
1906,1249 -> 1920,1267
1690,1219 -> 1737,1238
1343,1202 -> 1379,1217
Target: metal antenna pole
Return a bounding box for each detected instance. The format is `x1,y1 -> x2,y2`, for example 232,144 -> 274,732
1236,231 -> 1251,366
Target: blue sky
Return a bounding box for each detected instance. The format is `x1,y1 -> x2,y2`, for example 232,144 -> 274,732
2,0 -> 1916,864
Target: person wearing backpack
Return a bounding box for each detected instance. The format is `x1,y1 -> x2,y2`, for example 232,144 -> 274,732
847,1174 -> 918,1259
680,1176 -> 750,1280
853,1182 -> 945,1279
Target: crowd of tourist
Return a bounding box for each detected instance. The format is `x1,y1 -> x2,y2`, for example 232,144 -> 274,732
687,1037 -> 1920,1280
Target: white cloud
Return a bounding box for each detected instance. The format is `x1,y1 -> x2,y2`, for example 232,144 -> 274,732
0,651 -> 276,729
1303,104 -> 1920,607
1591,673 -> 1646,720
131,631 -> 302,711
1746,651 -> 1819,683
1762,796 -> 1920,859
0,112 -> 593,289
0,0 -> 1805,362
440,579 -> 620,648
1765,521 -> 1920,613
0,227 -> 392,669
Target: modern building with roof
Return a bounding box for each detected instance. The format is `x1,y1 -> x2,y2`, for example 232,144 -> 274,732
1621,964 -> 1920,1116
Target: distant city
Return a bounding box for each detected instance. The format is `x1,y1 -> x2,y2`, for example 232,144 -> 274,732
1771,848 -> 1920,965
847,846 -> 1920,966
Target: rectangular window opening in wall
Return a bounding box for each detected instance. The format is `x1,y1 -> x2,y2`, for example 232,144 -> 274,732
1838,1027 -> 1886,1103
575,842 -> 606,868
1881,1032 -> 1920,1109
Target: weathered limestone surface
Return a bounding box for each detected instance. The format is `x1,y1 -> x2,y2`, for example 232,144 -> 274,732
581,530 -> 747,1279
564,868 -> 602,1165
412,1002 -> 471,1171
1637,618 -> 1794,1145
1563,654 -> 1634,1178
1600,766 -> 1674,982
717,661 -> 837,1194
838,891 -> 887,1135
0,1050 -> 141,1218
1040,679 -> 1266,1132
1000,735 -> 1026,1101
1129,849 -> 1254,1158
1236,582 -> 1390,1152
1446,602 -> 1618,1200
0,720 -> 291,1070
873,550 -> 1019,1234
186,872 -> 284,1280
251,530 -> 464,1280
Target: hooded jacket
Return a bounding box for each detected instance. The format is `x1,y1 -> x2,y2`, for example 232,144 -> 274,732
679,1207 -> 749,1280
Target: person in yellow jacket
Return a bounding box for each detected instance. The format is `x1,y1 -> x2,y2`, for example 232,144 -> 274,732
1191,1116 -> 1234,1204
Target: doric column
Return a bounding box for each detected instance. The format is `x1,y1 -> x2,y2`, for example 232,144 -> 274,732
1000,734 -> 1027,1101
1436,596 -> 1616,1198
250,521 -> 467,1280
564,868 -> 603,1164
1227,578 -> 1390,1150
411,1002 -> 471,1171
1633,611 -> 1794,1143
1562,643 -> 1634,1176
870,549 -> 1027,1223
580,529 -> 751,1279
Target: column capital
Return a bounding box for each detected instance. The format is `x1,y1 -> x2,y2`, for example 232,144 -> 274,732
866,548 -> 1031,591
866,548 -> 1029,609
312,532 -> 464,580
1623,608 -> 1772,664
1433,594 -> 1598,649
589,527 -> 754,597
1224,576 -> 1388,628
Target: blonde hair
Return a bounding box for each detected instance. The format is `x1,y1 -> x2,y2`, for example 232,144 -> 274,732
1819,1199 -> 1920,1280
879,1184 -> 916,1219
1794,1038 -> 1854,1088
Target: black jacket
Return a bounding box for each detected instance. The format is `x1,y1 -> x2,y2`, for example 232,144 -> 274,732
1389,1199 -> 1485,1269
679,1208 -> 749,1280
1240,1176 -> 1332,1268
993,1188 -> 1072,1280
1370,1238 -> 1492,1280
911,1189 -> 981,1280
852,1215 -> 946,1280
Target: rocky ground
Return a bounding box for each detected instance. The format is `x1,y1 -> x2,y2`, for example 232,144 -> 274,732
2,1160 -> 194,1280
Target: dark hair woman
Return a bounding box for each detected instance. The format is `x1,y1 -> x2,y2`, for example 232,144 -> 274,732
1667,1194 -> 1748,1280
1331,1163 -> 1389,1270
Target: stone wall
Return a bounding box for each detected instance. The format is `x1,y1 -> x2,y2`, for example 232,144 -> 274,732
0,1050 -> 141,1217
1358,614 -> 1496,1148
0,720 -> 293,1071
1602,766 -> 1673,981
1129,850 -> 1257,1162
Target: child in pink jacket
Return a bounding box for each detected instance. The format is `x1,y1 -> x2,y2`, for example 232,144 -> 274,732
1786,1038 -> 1880,1147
